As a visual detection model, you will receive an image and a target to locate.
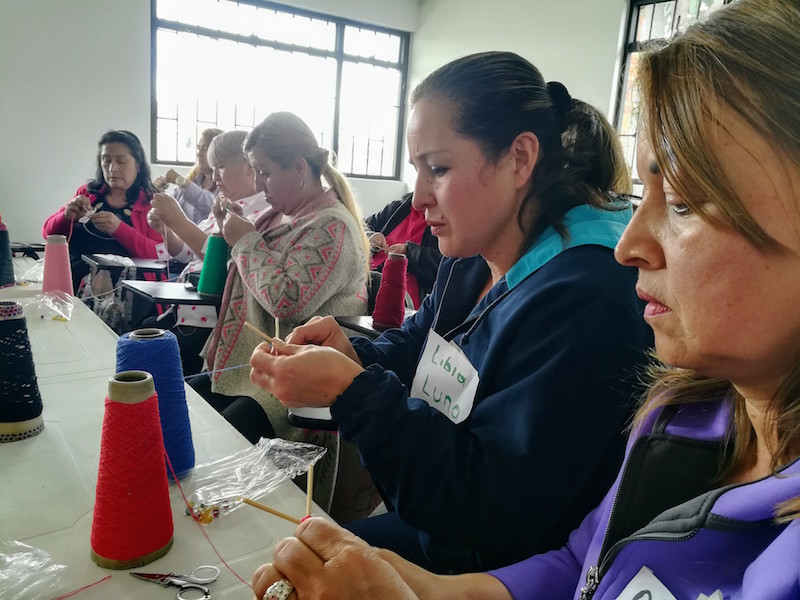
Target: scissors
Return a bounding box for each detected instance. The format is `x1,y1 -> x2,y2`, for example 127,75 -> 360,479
131,564 -> 221,599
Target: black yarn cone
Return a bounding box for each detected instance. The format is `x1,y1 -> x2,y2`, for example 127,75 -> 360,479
0,226 -> 14,288
0,301 -> 44,442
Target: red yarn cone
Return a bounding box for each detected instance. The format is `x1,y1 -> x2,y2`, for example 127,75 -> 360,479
91,371 -> 174,569
372,253 -> 407,330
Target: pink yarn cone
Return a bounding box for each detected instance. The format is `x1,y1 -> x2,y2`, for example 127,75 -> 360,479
372,252 -> 408,330
42,234 -> 73,295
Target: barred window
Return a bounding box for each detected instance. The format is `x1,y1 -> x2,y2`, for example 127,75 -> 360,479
614,0 -> 733,182
152,0 -> 409,179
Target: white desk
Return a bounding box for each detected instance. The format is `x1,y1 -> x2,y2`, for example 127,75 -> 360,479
0,291 -> 317,599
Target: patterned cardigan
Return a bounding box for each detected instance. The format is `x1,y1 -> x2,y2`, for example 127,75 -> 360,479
203,188 -> 368,436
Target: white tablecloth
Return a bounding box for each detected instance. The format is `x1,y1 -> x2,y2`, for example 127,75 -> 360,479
0,291 -> 318,599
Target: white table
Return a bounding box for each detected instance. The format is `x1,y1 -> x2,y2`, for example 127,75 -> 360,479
0,290 -> 319,599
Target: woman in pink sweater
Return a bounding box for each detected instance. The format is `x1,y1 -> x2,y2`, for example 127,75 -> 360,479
42,130 -> 161,292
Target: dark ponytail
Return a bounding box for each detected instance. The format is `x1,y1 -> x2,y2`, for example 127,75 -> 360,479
411,51 -> 631,257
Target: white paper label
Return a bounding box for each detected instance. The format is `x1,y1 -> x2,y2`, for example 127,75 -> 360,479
615,566 -> 678,600
409,330 -> 479,424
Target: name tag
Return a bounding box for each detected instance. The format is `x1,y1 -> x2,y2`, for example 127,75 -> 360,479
615,566 -> 678,600
410,330 -> 479,424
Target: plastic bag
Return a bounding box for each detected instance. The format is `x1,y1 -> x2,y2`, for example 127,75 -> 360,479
17,259 -> 44,284
0,541 -> 67,600
18,291 -> 75,321
182,437 -> 326,524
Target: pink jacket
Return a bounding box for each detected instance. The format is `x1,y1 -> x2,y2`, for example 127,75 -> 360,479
42,184 -> 161,258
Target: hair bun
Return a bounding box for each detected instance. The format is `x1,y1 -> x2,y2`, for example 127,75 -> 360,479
547,81 -> 573,133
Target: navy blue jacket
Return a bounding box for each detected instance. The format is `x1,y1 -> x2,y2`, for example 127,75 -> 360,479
332,206 -> 653,571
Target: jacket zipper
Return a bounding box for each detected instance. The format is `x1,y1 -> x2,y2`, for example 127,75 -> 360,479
579,435 -> 647,600
579,529 -> 699,600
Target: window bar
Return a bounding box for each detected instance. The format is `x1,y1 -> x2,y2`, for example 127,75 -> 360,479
365,136 -> 371,174
669,0 -> 679,35
350,135 -> 356,173
379,136 -> 385,176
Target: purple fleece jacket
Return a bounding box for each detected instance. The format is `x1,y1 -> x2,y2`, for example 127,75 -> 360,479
491,399 -> 800,599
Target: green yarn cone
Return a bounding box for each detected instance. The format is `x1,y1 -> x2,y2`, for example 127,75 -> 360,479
197,234 -> 229,297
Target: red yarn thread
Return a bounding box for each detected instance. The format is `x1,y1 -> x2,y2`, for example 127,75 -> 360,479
163,450 -> 253,590
51,575 -> 111,599
91,393 -> 173,563
372,253 -> 407,329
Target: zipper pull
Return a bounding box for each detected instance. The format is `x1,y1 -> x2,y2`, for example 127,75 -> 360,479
580,566 -> 600,600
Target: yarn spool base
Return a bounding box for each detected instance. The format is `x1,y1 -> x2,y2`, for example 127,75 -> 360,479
0,415 -> 44,443
90,537 -> 174,571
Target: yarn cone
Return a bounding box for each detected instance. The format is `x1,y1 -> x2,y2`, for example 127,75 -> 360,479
116,328 -> 195,478
197,233 -> 229,296
42,234 -> 73,295
0,301 -> 44,442
91,371 -> 174,569
372,252 -> 408,330
0,215 -> 14,288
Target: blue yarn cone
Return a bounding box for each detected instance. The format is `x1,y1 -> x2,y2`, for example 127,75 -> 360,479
116,328 -> 195,478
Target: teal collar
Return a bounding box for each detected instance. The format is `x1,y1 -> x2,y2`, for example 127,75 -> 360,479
505,203 -> 632,290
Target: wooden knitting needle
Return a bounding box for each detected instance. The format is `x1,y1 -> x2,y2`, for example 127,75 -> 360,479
241,497 -> 301,525
244,321 -> 274,344
305,463 -> 314,518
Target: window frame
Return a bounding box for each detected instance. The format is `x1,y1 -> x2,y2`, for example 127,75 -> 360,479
613,0 -> 734,184
150,0 -> 411,180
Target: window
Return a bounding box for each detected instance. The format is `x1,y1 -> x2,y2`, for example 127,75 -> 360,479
614,0 -> 732,182
152,0 -> 410,179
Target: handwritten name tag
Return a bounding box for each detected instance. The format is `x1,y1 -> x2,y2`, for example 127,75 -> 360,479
615,566 -> 678,600
410,330 -> 479,424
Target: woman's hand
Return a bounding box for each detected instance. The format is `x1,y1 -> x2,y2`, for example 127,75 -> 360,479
369,232 -> 388,253
221,210 -> 256,248
252,518 -> 418,600
150,193 -> 187,229
64,195 -> 92,221
147,208 -> 166,234
249,339 -> 362,407
153,176 -> 168,191
285,316 -> 361,364
88,211 -> 121,234
387,242 -> 407,255
164,168 -> 181,185
212,196 -> 244,232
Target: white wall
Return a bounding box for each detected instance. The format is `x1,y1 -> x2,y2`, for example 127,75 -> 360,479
0,0 -> 626,241
410,0 -> 627,114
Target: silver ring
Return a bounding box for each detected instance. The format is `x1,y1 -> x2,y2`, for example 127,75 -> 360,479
265,578 -> 294,600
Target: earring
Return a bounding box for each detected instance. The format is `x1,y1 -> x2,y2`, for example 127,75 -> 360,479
300,179 -> 305,189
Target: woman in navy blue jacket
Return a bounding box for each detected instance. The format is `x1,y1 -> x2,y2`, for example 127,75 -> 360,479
249,52 -> 651,574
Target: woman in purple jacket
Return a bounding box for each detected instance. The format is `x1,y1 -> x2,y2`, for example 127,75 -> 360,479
249,1 -> 800,599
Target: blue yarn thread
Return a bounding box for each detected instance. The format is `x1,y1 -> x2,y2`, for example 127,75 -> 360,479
116,329 -> 195,478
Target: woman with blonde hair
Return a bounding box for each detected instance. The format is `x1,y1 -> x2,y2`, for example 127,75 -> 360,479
189,111 -> 369,448
249,1 -> 800,598
154,127 -> 223,224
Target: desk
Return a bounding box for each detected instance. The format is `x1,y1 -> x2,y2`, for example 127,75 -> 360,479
336,309 -> 416,340
81,253 -> 168,275
123,280 -> 220,306
0,291 -> 317,599
11,241 -> 45,258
